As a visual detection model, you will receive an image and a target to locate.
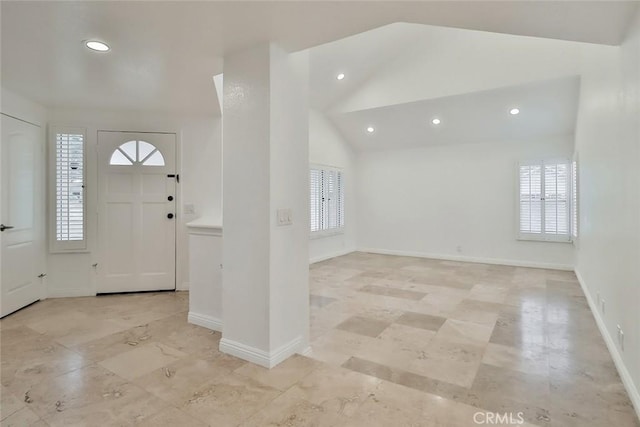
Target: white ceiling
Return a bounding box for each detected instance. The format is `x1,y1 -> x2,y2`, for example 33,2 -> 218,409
311,22 -> 598,151
329,76 -> 580,151
325,23 -> 612,114
308,24 -> 424,111
1,1 -> 637,114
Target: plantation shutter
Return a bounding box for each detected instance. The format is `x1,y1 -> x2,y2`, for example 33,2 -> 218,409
53,129 -> 86,251
310,168 -> 322,232
519,164 -> 542,234
309,166 -> 344,234
544,162 -> 569,235
518,160 -> 571,242
572,160 -> 578,238
338,171 -> 344,228
327,170 -> 337,229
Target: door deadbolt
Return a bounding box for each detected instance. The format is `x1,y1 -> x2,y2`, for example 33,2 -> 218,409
167,213 -> 174,219
168,196 -> 174,201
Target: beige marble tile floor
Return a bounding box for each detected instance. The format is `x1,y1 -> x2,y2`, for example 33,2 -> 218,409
0,252 -> 637,426
309,252 -> 639,427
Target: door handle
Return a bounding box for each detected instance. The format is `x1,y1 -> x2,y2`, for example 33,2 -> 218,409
0,224 -> 14,232
167,213 -> 174,219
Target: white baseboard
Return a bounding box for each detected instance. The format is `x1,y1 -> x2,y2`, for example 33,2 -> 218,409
298,346 -> 313,357
46,288 -> 95,298
575,269 -> 640,419
358,247 -> 573,271
188,312 -> 223,332
309,248 -> 356,264
219,336 -> 303,368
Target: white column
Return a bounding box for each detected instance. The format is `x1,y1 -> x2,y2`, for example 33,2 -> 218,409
220,43 -> 310,368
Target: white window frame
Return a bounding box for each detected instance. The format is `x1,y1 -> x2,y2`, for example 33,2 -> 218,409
517,158 -> 573,243
310,164 -> 344,238
49,126 -> 87,252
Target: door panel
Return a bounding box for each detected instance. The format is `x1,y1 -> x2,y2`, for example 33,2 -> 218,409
106,203 -> 135,273
141,203 -> 168,271
1,114 -> 45,317
97,132 -> 176,293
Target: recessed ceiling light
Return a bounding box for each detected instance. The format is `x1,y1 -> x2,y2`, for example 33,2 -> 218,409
85,40 -> 110,52
337,73 -> 345,80
366,126 -> 375,133
510,108 -> 520,115
432,118 -> 441,125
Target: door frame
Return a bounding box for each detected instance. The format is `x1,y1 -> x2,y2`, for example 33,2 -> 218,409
95,130 -> 179,293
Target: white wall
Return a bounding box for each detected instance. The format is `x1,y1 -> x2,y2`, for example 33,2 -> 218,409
356,136 -> 575,269
46,108 -> 221,297
269,47 -> 310,353
574,8 -> 640,414
222,44 -> 272,353
1,87 -> 48,126
221,43 -> 309,366
308,109 -> 357,263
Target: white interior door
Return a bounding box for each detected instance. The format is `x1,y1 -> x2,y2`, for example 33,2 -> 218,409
1,114 -> 45,317
97,131 -> 176,293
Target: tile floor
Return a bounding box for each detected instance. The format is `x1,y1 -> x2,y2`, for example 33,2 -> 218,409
0,252 -> 637,426
308,252 -> 639,427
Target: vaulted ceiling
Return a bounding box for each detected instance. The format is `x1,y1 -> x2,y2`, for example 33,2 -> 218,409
1,1 -> 637,116
330,76 -> 581,150
307,21 -> 616,150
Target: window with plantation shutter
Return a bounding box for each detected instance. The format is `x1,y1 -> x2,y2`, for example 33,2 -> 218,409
310,165 -> 344,236
51,127 -> 86,251
518,159 -> 572,242
337,172 -> 344,229
572,159 -> 578,239
519,164 -> 542,234
310,169 -> 322,233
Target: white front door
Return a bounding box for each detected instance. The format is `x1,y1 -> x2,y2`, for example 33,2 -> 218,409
97,131 -> 177,293
1,114 -> 45,317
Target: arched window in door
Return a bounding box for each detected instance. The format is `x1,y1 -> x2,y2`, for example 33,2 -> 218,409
109,140 -> 165,166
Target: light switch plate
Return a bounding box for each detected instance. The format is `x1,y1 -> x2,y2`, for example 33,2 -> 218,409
277,208 -> 292,226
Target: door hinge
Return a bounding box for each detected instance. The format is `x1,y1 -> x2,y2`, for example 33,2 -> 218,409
167,174 -> 180,183
37,273 -> 47,278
